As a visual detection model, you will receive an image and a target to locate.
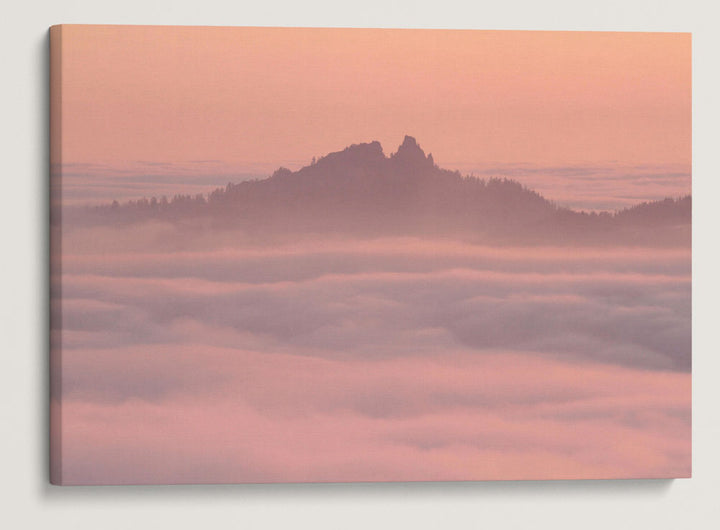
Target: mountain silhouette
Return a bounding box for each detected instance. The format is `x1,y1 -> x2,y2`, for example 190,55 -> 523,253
79,136 -> 691,245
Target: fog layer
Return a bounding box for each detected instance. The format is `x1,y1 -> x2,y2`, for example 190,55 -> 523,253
53,225 -> 691,484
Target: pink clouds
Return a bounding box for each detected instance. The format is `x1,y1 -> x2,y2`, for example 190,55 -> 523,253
52,226 -> 691,484
57,347 -> 690,484
57,233 -> 690,371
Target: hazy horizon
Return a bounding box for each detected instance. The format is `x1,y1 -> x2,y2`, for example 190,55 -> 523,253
56,149 -> 691,212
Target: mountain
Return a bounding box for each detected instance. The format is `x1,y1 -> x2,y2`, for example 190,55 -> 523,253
80,136 -> 691,245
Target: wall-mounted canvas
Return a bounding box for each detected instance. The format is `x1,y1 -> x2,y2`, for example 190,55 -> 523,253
49,25 -> 691,485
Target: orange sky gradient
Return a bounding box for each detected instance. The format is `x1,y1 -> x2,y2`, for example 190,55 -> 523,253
56,25 -> 691,172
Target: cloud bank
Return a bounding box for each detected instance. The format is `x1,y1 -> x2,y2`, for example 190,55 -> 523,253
53,227 -> 691,484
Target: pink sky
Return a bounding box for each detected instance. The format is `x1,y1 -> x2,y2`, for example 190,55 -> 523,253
56,26 -> 690,171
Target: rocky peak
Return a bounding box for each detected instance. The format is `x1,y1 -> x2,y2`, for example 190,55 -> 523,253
392,135 -> 434,170
315,140 -> 386,168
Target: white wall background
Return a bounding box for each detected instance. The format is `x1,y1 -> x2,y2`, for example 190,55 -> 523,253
1,1 -> 718,528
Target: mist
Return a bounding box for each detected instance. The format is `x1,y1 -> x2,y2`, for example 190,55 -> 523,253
53,217 -> 691,483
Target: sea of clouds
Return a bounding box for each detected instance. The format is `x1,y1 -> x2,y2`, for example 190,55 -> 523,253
52,223 -> 691,484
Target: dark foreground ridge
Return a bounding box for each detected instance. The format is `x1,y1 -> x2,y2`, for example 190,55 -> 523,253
74,136 -> 691,245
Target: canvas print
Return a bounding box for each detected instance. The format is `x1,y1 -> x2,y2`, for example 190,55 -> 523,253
49,25 -> 691,485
